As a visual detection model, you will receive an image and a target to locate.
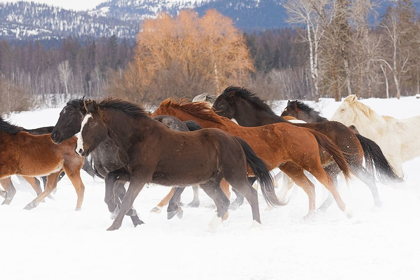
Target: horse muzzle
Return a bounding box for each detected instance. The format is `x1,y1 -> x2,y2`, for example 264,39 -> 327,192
51,131 -> 62,144
75,147 -> 89,157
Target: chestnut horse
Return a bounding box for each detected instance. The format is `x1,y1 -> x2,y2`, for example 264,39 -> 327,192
212,87 -> 401,209
76,98 -> 279,231
0,117 -> 85,210
152,99 -> 353,219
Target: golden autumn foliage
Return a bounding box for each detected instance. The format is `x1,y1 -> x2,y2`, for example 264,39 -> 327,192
110,9 -> 254,103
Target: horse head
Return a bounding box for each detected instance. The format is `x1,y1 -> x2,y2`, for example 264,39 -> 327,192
51,99 -> 86,144
281,100 -> 299,118
212,87 -> 243,119
76,102 -> 107,157
330,95 -> 359,126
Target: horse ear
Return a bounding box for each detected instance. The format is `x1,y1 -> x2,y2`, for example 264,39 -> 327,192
84,100 -> 97,113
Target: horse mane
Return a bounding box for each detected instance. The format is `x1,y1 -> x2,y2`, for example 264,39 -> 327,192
0,117 -> 23,134
222,86 -> 277,115
159,99 -> 226,125
344,95 -> 380,121
67,99 -> 85,110
91,98 -> 148,118
288,100 -> 328,121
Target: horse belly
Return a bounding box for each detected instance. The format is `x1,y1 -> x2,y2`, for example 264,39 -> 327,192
152,154 -> 218,187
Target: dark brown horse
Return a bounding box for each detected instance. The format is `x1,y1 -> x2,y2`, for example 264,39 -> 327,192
152,99 -> 353,219
75,98 -> 279,231
51,99 -> 143,226
0,117 -> 86,210
212,87 -> 401,209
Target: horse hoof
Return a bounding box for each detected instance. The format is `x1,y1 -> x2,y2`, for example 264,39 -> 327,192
176,208 -> 183,219
167,208 -> 182,220
303,211 -> 316,221
133,218 -> 145,227
229,202 -> 240,210
110,206 -> 120,220
187,201 -> 200,208
344,208 -> 353,219
150,206 -> 162,214
106,226 -> 118,231
24,203 -> 35,210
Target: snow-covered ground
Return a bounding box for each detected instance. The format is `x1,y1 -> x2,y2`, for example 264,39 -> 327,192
1,96 -> 420,280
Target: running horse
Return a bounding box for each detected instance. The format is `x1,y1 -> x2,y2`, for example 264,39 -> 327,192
0,117 -> 86,209
152,99 -> 353,219
330,95 -> 420,178
281,100 -> 397,183
75,98 -> 279,231
212,87 -> 401,209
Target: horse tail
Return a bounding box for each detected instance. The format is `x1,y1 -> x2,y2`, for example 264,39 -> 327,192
307,129 -> 351,179
356,134 -> 403,183
235,136 -> 284,207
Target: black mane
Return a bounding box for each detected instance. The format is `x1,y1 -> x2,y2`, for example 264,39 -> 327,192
0,117 -> 23,134
222,86 -> 277,115
98,98 -> 148,118
288,100 -> 328,121
67,99 -> 85,110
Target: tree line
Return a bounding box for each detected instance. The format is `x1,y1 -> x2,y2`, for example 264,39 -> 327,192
1,1 -> 419,114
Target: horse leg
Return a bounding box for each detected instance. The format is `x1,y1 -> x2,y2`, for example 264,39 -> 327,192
107,178 -> 146,231
199,181 -> 230,232
226,176 -> 261,227
24,172 -> 61,210
276,174 -> 295,205
0,177 -> 16,205
105,170 -> 143,227
351,165 -> 382,208
318,164 -> 341,212
187,185 -> 201,208
280,163 -> 317,219
22,176 -> 43,196
167,187 -> 185,219
230,177 -> 256,210
63,168 -> 86,211
306,164 -> 351,218
150,187 -> 175,213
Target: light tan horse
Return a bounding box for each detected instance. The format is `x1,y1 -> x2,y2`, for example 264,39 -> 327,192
331,95 -> 420,178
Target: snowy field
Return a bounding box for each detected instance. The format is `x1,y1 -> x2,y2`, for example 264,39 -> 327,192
1,96 -> 420,280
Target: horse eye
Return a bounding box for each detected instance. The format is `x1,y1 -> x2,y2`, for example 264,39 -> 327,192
89,122 -> 95,127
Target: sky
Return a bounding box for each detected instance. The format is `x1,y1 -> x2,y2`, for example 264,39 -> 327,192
0,0 -> 105,11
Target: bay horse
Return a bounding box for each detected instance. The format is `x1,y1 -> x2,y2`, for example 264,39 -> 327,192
331,95 -> 420,178
0,117 -> 86,210
149,115 -> 210,215
75,98 -> 279,231
212,87 -> 401,209
281,100 -> 397,182
152,99 -> 353,219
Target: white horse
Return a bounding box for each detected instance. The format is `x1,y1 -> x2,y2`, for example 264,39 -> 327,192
331,95 -> 420,178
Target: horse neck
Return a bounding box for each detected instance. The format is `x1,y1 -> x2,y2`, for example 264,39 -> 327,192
235,100 -> 286,126
169,108 -> 229,130
301,110 -> 328,122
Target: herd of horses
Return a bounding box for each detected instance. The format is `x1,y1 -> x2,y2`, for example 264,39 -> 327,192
1,86 -> 418,231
